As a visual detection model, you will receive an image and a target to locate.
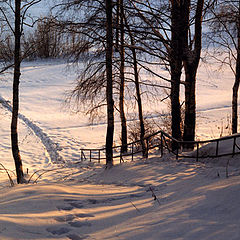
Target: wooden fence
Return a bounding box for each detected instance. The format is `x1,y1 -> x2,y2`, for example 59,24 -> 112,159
80,131 -> 240,164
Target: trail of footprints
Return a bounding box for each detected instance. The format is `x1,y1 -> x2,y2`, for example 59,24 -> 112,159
46,191 -> 147,239
46,199 -> 95,240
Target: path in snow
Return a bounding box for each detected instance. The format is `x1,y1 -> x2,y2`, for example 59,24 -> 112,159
0,95 -> 63,164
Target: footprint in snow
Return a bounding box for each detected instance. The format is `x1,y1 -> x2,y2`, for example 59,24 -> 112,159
67,233 -> 89,240
68,221 -> 92,228
87,199 -> 98,204
54,214 -> 75,222
64,198 -> 79,202
63,199 -> 85,208
69,202 -> 84,209
46,226 -> 71,235
57,205 -> 74,211
75,213 -> 94,218
54,213 -> 94,222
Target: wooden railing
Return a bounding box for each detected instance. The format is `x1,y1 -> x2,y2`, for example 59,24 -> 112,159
80,131 -> 240,164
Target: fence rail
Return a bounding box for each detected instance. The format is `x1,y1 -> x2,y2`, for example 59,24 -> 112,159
80,131 -> 240,164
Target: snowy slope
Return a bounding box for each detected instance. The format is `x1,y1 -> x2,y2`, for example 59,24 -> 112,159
1,157 -> 240,240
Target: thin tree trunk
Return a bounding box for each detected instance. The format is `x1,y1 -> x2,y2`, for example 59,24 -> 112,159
119,0 -> 127,153
123,13 -> 147,157
232,0 -> 240,134
131,46 -> 147,157
12,0 -> 25,184
105,0 -> 114,167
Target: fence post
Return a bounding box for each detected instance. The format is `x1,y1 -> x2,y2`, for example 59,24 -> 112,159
98,150 -> 101,163
160,132 -> 163,158
90,150 -> 92,162
233,136 -> 236,156
176,141 -> 179,160
120,147 -> 122,163
216,140 -> 219,157
132,143 -> 134,161
146,137 -> 149,159
196,142 -> 199,162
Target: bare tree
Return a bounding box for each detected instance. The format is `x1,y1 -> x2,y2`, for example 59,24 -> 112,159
126,0 -> 211,151
207,0 -> 240,134
11,0 -> 25,183
123,12 -> 147,157
105,0 -> 114,167
125,0 -> 189,150
233,1 -> 240,134
31,16 -> 63,59
0,0 -> 41,183
169,0 -> 185,149
118,0 -> 128,153
182,0 -> 204,148
56,0 -> 117,165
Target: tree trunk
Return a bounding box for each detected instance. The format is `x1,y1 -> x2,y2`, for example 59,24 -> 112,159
105,0 -> 114,167
183,68 -> 196,147
115,0 -> 120,51
12,0 -> 25,184
170,69 -> 182,149
183,0 -> 203,149
119,0 -> 127,153
232,76 -> 240,134
232,1 -> 240,134
170,0 -> 183,150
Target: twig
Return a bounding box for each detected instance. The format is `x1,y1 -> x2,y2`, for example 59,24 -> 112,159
149,187 -> 160,205
130,200 -> 140,213
28,169 -> 43,183
0,163 -> 14,187
28,167 -> 64,184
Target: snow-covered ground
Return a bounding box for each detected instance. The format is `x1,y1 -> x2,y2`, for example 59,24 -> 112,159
0,59 -> 240,239
1,156 -> 240,240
